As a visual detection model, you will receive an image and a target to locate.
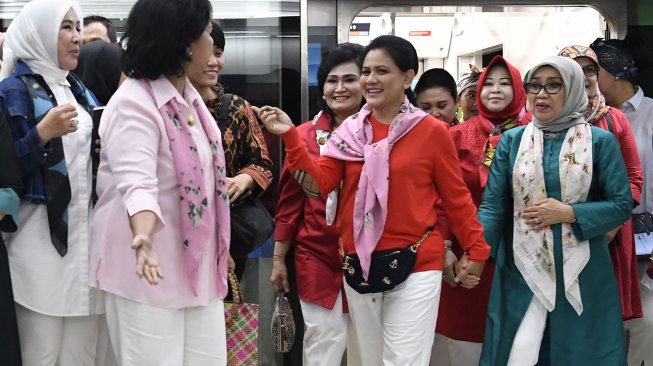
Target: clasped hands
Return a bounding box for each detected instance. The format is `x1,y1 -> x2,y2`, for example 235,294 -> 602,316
443,247 -> 484,289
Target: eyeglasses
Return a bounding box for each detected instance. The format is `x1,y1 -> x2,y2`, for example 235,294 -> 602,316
524,82 -> 563,95
582,65 -> 599,77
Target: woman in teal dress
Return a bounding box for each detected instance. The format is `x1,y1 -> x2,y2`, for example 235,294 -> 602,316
478,56 -> 632,366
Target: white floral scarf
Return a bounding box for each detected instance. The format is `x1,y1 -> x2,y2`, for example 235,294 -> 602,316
512,122 -> 593,315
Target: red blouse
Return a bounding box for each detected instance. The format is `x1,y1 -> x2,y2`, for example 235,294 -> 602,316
274,113 -> 345,310
281,113 -> 490,275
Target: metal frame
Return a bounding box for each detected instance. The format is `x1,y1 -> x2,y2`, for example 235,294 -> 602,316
335,0 -> 627,43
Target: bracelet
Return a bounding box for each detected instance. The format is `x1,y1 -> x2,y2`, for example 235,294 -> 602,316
272,254 -> 283,258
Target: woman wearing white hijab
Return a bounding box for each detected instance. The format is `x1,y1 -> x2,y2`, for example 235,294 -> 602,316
477,56 -> 632,365
0,0 -> 102,364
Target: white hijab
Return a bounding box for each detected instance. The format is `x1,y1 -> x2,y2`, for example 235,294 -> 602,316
0,0 -> 82,83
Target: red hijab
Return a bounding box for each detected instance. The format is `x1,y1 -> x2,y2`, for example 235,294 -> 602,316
476,55 -> 527,124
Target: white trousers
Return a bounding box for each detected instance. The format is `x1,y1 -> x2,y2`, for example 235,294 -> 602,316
430,332 -> 482,366
507,296 -> 548,366
625,263 -> 653,366
300,292 -> 360,366
15,303 -> 100,366
104,293 -> 227,366
96,315 -> 118,366
344,270 -> 442,366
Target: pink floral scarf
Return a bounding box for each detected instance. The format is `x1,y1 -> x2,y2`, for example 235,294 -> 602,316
144,79 -> 231,297
322,97 -> 428,280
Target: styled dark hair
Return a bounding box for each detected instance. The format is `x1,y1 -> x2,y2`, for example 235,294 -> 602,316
363,35 -> 419,105
83,15 -> 117,44
211,21 -> 225,51
414,68 -> 457,101
316,43 -> 365,115
121,0 -> 212,80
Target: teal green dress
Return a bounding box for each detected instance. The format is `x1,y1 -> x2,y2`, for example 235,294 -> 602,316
478,125 -> 632,366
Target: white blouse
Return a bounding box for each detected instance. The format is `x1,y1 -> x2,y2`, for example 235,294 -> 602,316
3,79 -> 101,316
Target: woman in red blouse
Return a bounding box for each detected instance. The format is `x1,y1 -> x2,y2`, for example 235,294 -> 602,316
432,55 -> 528,366
270,43 -> 364,366
558,45 -> 643,321
255,35 -> 489,366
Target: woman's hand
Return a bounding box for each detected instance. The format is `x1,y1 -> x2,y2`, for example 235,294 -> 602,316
270,254 -> 289,293
251,106 -> 293,136
36,104 -> 78,144
522,198 -> 575,230
454,253 -> 484,289
443,240 -> 458,287
228,174 -> 255,203
131,234 -> 164,285
605,227 -> 620,243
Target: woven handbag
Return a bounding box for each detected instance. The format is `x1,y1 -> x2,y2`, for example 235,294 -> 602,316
224,270 -> 259,365
271,290 -> 295,352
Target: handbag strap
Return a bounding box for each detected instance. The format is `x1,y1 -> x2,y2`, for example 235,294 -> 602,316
216,93 -> 233,137
227,269 -> 244,304
605,111 -> 615,135
411,225 -> 435,252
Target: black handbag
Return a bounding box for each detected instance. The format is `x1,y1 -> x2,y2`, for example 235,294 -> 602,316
632,212 -> 653,235
342,226 -> 434,294
229,190 -> 274,257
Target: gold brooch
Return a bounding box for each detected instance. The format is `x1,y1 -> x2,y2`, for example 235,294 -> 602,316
187,115 -> 195,126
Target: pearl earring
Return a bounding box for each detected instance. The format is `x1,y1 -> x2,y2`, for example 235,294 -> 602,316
322,96 -> 326,100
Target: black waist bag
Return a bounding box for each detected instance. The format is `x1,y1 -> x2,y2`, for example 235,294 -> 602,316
632,212 -> 653,235
342,226 -> 433,294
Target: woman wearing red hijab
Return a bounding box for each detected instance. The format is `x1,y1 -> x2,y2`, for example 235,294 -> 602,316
432,55 -> 528,366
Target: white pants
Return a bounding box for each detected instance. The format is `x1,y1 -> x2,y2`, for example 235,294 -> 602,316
507,297 -> 548,366
96,315 -> 118,366
300,292 -> 362,366
344,270 -> 442,366
15,303 -> 100,366
625,263 -> 653,366
430,332 -> 482,366
104,293 -> 227,366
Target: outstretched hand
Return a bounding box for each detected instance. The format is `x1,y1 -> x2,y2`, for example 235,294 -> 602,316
131,234 -> 164,285
251,106 -> 294,136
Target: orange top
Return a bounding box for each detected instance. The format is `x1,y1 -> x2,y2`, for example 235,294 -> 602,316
281,113 -> 490,272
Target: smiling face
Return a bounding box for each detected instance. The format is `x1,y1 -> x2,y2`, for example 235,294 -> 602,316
360,49 -> 414,112
323,61 -> 362,120
479,64 -> 514,113
528,66 -> 566,123
186,23 -> 220,89
417,86 -> 457,124
57,9 -> 81,70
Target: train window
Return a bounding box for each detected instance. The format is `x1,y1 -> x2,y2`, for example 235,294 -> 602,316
347,6 -> 607,80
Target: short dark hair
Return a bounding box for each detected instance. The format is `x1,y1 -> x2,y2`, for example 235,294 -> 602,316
83,15 -> 117,44
414,68 -> 457,101
121,0 -> 212,80
316,43 -> 365,115
364,35 -> 419,105
211,21 -> 225,51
